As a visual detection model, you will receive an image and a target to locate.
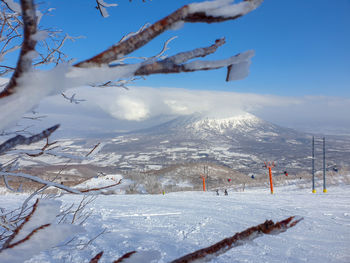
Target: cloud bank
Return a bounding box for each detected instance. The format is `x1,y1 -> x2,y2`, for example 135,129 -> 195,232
39,86 -> 350,135
75,86 -> 301,119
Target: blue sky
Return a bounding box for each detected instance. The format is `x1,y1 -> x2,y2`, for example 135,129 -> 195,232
39,0 -> 350,97
3,0 -> 349,136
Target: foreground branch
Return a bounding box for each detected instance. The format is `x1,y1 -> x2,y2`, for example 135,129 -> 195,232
134,38 -> 226,76
171,216 -> 303,263
134,39 -> 254,80
0,171 -> 83,194
1,199 -> 40,250
89,216 -> 302,262
0,0 -> 37,98
75,0 -> 262,67
0,124 -> 60,155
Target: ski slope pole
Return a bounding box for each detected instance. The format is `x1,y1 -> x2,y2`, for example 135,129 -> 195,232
268,166 -> 273,194
323,137 -> 327,193
312,136 -> 316,193
264,161 -> 275,194
201,175 -> 206,192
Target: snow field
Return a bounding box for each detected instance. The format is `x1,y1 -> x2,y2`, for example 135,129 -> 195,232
1,184 -> 349,262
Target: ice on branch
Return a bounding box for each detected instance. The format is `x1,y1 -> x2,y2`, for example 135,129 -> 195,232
184,49 -> 255,81
188,0 -> 263,18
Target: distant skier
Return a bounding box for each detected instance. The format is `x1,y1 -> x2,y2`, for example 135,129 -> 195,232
284,171 -> 288,177
224,189 -> 228,196
216,189 -> 219,196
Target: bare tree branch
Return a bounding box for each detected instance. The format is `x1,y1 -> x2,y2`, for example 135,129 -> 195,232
24,137 -> 58,157
85,142 -> 101,157
113,251 -> 137,263
90,251 -> 103,263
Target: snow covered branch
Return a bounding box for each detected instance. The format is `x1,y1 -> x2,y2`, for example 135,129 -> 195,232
0,171 -> 83,194
95,0 -> 117,18
170,216 -> 303,263
87,216 -> 302,262
0,0 -> 37,98
0,0 -> 262,132
75,0 -> 262,68
185,0 -> 263,23
79,179 -> 122,193
0,124 -> 59,155
134,38 -> 255,80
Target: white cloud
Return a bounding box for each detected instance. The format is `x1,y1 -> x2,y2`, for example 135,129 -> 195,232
36,86 -> 350,135
111,96 -> 149,121
77,86 -> 301,120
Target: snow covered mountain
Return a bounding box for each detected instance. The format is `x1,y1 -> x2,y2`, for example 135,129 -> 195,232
98,112 -> 350,174
6,112 -> 349,180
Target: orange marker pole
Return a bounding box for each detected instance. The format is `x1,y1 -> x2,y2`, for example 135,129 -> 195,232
268,166 -> 273,194
201,175 -> 206,192
264,161 -> 275,194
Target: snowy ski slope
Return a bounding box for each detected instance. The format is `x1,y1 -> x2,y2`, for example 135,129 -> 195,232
0,184 -> 349,262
